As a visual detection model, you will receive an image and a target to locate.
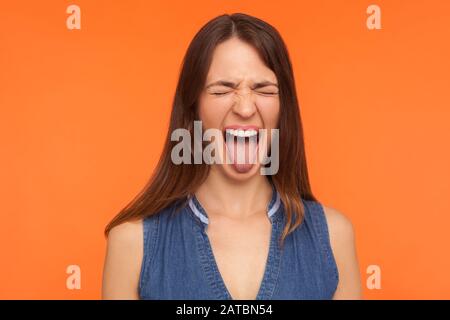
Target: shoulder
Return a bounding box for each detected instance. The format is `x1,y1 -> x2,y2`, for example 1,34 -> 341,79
320,204 -> 356,264
301,200 -> 353,239
321,205 -> 355,246
108,219 -> 143,239
102,219 -> 143,299
320,204 -> 363,299
300,200 -> 355,262
105,219 -> 144,270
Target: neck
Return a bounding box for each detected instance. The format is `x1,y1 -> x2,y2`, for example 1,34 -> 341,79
194,167 -> 273,220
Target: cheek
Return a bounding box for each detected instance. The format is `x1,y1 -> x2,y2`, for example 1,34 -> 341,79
198,96 -> 231,129
255,96 -> 280,127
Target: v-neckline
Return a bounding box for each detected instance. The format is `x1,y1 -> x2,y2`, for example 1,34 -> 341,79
189,183 -> 284,300
189,189 -> 284,300
202,215 -> 282,300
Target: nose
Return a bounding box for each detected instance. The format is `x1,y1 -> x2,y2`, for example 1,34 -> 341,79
231,89 -> 257,118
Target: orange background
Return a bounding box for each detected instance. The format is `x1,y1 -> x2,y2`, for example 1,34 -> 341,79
1,0 -> 449,299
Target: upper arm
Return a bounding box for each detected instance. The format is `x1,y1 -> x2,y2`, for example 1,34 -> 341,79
101,219 -> 143,300
323,205 -> 363,300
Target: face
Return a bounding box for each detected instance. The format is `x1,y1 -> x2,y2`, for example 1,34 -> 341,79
198,37 -> 280,181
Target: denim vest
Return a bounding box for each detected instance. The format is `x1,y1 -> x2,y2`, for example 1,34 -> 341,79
138,186 -> 339,300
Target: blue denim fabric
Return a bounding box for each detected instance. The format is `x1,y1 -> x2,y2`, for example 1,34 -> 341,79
139,185 -> 339,300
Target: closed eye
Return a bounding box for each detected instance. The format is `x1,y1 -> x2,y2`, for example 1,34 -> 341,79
256,91 -> 278,95
210,90 -> 278,96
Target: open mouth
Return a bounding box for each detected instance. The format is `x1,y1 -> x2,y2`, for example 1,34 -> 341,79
222,127 -> 260,173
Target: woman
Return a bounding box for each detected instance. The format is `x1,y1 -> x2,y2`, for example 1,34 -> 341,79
102,13 -> 362,300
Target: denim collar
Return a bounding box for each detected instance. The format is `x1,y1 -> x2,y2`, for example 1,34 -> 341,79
187,182 -> 282,226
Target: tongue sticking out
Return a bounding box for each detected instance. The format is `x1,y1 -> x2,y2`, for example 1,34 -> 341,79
225,135 -> 258,173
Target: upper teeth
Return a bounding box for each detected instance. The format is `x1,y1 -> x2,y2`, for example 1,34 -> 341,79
225,129 -> 258,138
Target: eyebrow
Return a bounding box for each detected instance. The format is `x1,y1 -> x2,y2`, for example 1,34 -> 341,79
205,80 -> 278,90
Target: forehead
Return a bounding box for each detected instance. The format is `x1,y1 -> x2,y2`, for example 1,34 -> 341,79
206,37 -> 277,83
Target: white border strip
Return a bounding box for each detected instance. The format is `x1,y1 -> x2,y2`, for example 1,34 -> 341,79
267,191 -> 281,219
188,197 -> 210,224
189,191 -> 280,224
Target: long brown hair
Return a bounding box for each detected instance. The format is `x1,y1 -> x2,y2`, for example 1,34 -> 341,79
104,13 -> 317,245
